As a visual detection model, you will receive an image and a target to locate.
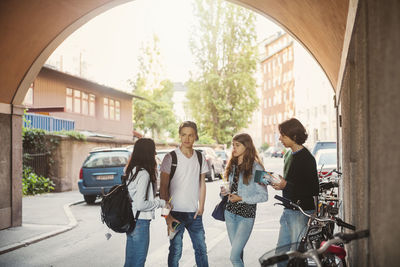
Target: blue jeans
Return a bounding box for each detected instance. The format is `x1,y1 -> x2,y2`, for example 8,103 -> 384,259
168,211 -> 208,267
224,210 -> 255,267
124,219 -> 150,267
276,209 -> 314,267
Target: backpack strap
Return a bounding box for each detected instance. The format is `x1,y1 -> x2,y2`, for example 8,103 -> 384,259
195,150 -> 203,178
169,151 -> 178,181
169,150 -> 202,181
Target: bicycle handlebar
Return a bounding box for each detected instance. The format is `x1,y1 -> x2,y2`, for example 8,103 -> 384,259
334,229 -> 369,242
274,195 -> 298,208
274,195 -> 355,230
335,217 -> 356,231
261,254 -> 289,266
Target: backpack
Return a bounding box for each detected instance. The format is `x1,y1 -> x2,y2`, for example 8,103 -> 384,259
100,169 -> 149,234
169,150 -> 203,182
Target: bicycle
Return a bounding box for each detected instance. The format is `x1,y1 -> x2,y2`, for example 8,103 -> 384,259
262,195 -> 359,267
259,229 -> 369,267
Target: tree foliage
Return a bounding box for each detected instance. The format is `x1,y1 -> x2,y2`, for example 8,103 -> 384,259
186,0 -> 259,145
130,35 -> 178,140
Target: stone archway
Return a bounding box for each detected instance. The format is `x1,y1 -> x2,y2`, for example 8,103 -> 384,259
1,1 -> 400,266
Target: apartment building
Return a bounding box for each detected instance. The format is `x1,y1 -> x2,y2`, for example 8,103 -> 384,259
259,32 -> 336,149
260,32 -> 295,147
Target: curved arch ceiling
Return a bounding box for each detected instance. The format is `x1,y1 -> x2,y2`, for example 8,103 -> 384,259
0,0 -> 348,105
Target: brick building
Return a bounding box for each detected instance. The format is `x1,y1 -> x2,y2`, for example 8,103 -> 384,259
260,32 -> 295,147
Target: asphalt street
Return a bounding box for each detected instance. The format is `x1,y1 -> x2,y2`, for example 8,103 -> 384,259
0,157 -> 284,267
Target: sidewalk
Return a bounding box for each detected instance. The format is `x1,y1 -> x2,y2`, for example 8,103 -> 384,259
0,190 -> 83,255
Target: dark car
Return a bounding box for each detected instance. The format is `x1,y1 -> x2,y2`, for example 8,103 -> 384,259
311,141 -> 337,156
196,147 -> 225,182
78,147 -> 132,204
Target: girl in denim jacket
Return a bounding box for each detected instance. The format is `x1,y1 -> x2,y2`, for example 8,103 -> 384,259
220,133 -> 268,267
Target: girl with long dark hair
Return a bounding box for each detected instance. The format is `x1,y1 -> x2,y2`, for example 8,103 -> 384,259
220,133 -> 269,267
124,138 -> 168,267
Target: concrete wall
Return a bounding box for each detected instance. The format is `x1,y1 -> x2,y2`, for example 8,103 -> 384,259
0,104 -> 23,230
0,113 -> 12,229
339,0 -> 400,266
48,136 -> 134,192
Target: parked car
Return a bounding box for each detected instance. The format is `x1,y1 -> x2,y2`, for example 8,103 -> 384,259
311,141 -> 336,156
156,149 -> 173,164
264,146 -> 284,158
196,147 -> 225,182
315,148 -> 337,177
215,150 -> 229,169
78,147 -> 132,204
155,149 -> 173,193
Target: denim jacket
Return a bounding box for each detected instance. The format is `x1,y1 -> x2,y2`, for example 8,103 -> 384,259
227,162 -> 269,204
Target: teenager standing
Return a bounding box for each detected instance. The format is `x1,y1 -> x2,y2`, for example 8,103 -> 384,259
271,118 -> 319,257
220,133 -> 269,267
124,138 -> 169,267
160,121 -> 209,267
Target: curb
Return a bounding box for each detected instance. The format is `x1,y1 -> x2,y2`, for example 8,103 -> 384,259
0,200 -> 84,255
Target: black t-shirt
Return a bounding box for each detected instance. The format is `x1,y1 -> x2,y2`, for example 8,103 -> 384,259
283,148 -> 319,210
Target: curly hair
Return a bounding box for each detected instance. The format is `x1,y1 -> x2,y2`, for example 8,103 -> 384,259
224,133 -> 264,185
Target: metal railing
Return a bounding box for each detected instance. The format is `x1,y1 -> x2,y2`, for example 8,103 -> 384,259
24,152 -> 49,178
24,113 -> 75,132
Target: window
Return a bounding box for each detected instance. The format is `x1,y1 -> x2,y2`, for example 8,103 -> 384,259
66,88 -> 73,112
103,97 -> 120,121
323,105 -> 327,116
82,92 -> 88,115
73,90 -> 81,113
115,101 -> 120,121
104,98 -> 109,119
89,94 -> 95,116
109,99 -> 115,120
66,88 -> 95,116
23,83 -> 34,106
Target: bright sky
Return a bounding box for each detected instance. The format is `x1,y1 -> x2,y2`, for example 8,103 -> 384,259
50,0 -> 282,91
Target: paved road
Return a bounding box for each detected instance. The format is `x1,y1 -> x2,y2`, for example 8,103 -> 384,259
0,157 -> 284,267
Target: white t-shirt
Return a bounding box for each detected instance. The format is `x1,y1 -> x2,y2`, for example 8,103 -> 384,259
160,148 -> 209,212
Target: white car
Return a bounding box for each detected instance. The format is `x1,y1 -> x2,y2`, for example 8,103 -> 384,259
315,148 -> 337,176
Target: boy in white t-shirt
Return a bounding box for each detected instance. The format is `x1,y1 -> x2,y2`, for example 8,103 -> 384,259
160,121 -> 209,267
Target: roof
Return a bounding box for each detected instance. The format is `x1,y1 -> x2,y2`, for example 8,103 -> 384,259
41,65 -> 139,99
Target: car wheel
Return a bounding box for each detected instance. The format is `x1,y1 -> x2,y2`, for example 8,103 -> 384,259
208,167 -> 215,182
84,195 -> 96,204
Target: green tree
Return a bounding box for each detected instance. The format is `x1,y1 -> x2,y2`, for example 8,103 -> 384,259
130,35 -> 178,140
186,0 -> 259,145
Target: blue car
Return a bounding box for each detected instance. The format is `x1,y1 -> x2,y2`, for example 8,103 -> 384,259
78,147 -> 132,204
